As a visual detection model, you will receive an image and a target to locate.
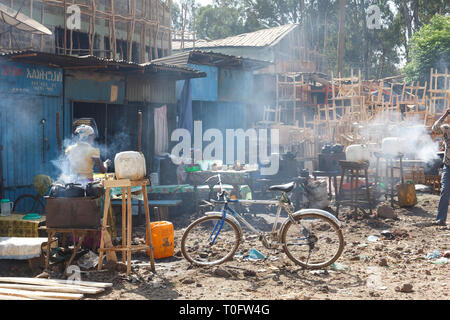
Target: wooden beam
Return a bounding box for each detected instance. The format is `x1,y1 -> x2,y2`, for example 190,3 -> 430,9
0,284 -> 103,295
0,277 -> 112,289
0,288 -> 83,300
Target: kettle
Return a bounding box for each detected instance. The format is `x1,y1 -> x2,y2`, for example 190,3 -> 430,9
86,180 -> 105,198
49,182 -> 67,198
64,183 -> 85,198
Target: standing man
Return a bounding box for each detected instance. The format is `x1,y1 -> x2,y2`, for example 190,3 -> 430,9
65,124 -> 111,185
431,109 -> 450,226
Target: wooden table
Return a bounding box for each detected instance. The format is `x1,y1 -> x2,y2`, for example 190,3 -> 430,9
98,179 -> 156,275
0,213 -> 46,237
148,200 -> 182,221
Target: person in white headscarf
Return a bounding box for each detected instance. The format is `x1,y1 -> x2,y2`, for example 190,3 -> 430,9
65,125 -> 111,182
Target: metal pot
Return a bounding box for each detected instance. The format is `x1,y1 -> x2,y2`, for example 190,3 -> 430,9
86,180 -> 105,198
64,183 -> 85,198
321,145 -> 332,154
331,144 -> 344,153
49,182 -> 66,198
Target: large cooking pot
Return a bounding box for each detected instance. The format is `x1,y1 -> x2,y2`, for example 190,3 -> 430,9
64,183 -> 85,198
86,180 -> 105,198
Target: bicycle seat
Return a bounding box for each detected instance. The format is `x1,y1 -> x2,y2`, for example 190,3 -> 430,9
268,182 -> 295,193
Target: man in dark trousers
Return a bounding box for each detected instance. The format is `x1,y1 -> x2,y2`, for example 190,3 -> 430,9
431,109 -> 450,226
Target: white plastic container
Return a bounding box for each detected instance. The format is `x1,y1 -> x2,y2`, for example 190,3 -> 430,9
345,144 -> 371,162
1,199 -> 12,217
114,151 -> 146,181
381,137 -> 405,156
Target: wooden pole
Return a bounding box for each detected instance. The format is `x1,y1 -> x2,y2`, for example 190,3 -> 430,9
138,111 -> 143,152
63,0 -> 67,55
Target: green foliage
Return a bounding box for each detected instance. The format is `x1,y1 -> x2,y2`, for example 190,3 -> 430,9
404,14 -> 450,84
195,4 -> 247,40
172,0 -> 449,80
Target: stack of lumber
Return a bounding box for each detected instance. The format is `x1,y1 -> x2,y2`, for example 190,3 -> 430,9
0,277 -> 112,300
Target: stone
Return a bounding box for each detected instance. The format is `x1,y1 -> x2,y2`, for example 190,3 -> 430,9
369,291 -> 380,297
396,283 -> 413,293
174,250 -> 182,257
213,267 -> 232,278
376,205 -> 397,219
243,270 -> 257,277
182,278 -> 196,285
425,270 -> 431,275
320,286 -> 329,293
379,258 -> 388,267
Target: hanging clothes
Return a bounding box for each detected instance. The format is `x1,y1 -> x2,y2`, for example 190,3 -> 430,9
154,105 -> 168,155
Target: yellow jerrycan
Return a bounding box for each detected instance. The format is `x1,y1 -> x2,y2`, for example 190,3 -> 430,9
146,221 -> 174,259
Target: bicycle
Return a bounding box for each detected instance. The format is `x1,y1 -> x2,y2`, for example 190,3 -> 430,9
181,174 -> 345,269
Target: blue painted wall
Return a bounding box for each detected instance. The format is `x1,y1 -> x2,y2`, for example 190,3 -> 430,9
218,68 -> 254,103
0,58 -> 63,202
176,64 -> 218,102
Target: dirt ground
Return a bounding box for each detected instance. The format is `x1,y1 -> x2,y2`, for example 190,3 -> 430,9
1,193 -> 449,300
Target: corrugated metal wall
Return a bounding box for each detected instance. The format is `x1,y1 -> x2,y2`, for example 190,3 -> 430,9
177,64 -> 218,102
0,58 -> 63,202
127,75 -> 176,104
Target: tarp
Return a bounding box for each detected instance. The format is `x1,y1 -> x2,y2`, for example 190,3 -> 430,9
177,79 -> 193,134
0,237 -> 48,260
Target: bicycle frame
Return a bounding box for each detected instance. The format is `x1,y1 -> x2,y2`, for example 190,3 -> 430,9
206,174 -> 296,245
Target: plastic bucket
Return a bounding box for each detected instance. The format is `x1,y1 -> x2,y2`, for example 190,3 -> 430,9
146,221 -> 174,259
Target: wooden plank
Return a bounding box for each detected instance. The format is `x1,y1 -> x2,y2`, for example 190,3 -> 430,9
103,179 -> 131,188
0,283 -> 103,295
0,277 -> 112,289
0,288 -> 83,300
0,293 -> 35,300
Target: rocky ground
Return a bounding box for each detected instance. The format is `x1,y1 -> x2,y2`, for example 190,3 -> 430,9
1,193 -> 449,300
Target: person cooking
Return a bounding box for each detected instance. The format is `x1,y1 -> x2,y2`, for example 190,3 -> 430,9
65,124 -> 111,185
431,109 -> 450,226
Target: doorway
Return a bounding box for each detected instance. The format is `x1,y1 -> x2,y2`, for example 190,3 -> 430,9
72,101 -> 140,162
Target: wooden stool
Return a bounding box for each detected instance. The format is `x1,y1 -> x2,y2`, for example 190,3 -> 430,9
335,161 -> 372,217
98,179 -> 156,275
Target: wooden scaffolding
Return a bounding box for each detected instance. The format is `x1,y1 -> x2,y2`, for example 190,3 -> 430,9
3,0 -> 172,63
428,68 -> 450,115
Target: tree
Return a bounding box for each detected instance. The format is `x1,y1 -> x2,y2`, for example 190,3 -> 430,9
404,14 -> 450,84
194,4 -> 246,40
337,0 -> 346,76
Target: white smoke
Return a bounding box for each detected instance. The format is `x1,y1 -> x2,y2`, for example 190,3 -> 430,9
359,111 -> 439,164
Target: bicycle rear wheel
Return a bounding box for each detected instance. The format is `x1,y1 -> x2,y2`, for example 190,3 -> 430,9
281,213 -> 344,269
181,215 -> 241,266
13,194 -> 45,214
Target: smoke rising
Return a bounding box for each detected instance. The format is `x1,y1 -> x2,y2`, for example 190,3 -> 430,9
359,111 -> 439,164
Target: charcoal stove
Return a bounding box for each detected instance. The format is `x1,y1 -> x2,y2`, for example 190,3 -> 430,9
45,196 -> 101,229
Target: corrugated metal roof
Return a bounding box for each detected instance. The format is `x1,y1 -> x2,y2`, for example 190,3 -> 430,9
148,50 -> 271,70
173,24 -> 298,51
0,50 -> 206,79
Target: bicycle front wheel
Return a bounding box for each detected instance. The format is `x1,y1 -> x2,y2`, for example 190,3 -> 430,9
281,213 -> 344,269
181,215 -> 241,266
